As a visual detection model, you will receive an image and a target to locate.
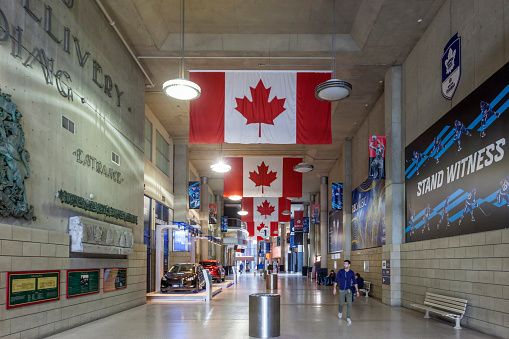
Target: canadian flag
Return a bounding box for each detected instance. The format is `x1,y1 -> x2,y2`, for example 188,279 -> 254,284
241,197 -> 291,223
224,157 -> 302,198
189,71 -> 332,144
247,221 -> 278,240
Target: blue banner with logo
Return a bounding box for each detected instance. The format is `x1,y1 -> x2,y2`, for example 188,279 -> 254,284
303,217 -> 309,233
332,182 -> 343,210
442,33 -> 461,100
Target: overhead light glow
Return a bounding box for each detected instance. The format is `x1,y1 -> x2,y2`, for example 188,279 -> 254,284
163,78 -> 201,100
237,210 -> 248,216
211,161 -> 231,173
229,195 -> 242,201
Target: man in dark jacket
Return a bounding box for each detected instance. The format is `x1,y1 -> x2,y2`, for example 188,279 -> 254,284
333,260 -> 359,324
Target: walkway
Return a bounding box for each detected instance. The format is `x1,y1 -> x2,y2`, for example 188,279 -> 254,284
47,272 -> 494,339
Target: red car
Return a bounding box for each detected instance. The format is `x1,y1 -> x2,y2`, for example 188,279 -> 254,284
199,260 -> 225,283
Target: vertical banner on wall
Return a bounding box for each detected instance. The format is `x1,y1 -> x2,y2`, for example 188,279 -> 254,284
328,210 -> 343,253
331,183 -> 343,210
351,179 -> 386,250
209,204 -> 217,224
405,61 -> 509,242
189,181 -> 200,209
311,204 -> 320,224
368,136 -> 386,179
303,217 -> 309,233
442,33 -> 461,100
221,217 -> 228,232
289,219 -> 297,248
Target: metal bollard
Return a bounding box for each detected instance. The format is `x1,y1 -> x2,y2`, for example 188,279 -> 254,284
263,270 -> 267,279
249,293 -> 280,338
266,273 -> 277,290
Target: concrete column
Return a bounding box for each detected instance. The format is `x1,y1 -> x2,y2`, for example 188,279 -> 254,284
320,176 -> 328,268
215,195 -> 222,260
309,195 -> 316,266
383,66 -> 404,307
173,144 -> 189,222
200,176 -> 210,261
280,223 -> 286,271
343,139 -> 353,260
303,203 -> 309,267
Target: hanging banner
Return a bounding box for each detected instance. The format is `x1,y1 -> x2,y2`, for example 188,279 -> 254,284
351,179 -> 386,250
294,210 -> 304,231
311,204 -> 320,224
189,181 -> 200,209
303,217 -> 309,233
209,204 -> 217,224
368,136 -> 386,179
442,33 -> 461,100
240,197 -> 291,222
405,61 -> 509,242
332,182 -> 343,210
221,216 -> 228,232
328,210 -> 343,253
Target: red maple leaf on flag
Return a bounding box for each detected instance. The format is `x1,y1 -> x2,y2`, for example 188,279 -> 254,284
256,222 -> 267,232
257,200 -> 275,219
249,162 -> 277,194
235,79 -> 286,137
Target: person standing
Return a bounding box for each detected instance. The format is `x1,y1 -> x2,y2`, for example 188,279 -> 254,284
333,260 -> 359,324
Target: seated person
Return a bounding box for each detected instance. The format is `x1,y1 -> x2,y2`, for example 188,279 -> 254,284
355,273 -> 364,289
325,269 -> 336,286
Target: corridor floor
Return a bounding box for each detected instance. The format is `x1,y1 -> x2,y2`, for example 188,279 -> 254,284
47,273 -> 495,339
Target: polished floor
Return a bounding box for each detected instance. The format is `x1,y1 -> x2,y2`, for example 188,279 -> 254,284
47,272 -> 494,339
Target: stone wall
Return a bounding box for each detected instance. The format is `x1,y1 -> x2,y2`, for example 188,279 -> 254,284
350,247 -> 383,300
0,0 -> 146,337
400,0 -> 509,336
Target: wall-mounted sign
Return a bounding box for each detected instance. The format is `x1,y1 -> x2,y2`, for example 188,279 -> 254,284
209,204 -> 217,224
189,181 -> 200,209
7,271 -> 60,309
331,253 -> 341,260
103,268 -> 127,292
406,61 -> 509,242
442,33 -> 461,100
332,183 -> 343,210
67,269 -> 100,298
173,230 -> 190,252
311,204 -> 320,224
221,216 -> 228,232
328,210 -> 343,253
369,136 -> 386,179
72,149 -> 123,184
57,190 -> 137,224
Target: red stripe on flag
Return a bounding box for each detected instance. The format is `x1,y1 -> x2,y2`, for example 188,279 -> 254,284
223,157 -> 243,198
241,197 -> 254,222
282,158 -> 302,197
270,222 -> 278,236
247,222 -> 254,237
278,197 -> 291,222
189,72 -> 225,143
296,73 -> 332,144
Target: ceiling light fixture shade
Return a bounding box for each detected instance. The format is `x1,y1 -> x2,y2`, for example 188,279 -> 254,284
163,78 -> 201,100
315,0 -> 352,102
237,210 -> 248,216
281,210 -> 292,216
293,162 -> 314,173
162,0 -> 201,101
211,143 -> 231,173
229,195 -> 242,201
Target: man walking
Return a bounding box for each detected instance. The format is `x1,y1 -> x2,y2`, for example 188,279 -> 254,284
333,260 -> 360,324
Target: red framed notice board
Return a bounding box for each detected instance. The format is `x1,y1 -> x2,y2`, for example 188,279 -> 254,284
66,269 -> 100,298
6,270 -> 60,309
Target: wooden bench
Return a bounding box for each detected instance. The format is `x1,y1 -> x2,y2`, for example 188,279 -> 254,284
411,292 -> 468,329
359,281 -> 371,298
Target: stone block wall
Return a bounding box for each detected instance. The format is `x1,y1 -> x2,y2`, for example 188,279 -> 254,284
0,224 -> 146,338
350,247 -> 383,300
400,228 -> 509,337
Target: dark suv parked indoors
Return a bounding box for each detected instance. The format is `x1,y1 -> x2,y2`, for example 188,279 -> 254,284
161,263 -> 205,293
199,260 -> 225,283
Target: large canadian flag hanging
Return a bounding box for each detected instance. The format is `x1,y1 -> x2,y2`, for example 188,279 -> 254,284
224,157 -> 302,198
241,197 -> 292,223
189,71 -> 332,144
247,221 -> 278,241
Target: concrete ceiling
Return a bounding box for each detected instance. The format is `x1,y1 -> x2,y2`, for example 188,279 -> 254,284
102,0 -> 446,201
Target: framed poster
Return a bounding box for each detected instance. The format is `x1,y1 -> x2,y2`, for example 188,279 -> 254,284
189,181 -> 200,209
103,268 -> 127,292
303,217 -> 309,233
7,270 -> 60,309
67,269 -> 100,298
221,216 -> 228,232
311,204 -> 320,224
209,204 -> 217,224
328,209 -> 343,253
173,230 -> 190,251
332,182 -> 343,210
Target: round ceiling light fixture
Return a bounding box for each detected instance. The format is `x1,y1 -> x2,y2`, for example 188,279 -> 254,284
315,0 -> 352,102
293,162 -> 314,173
163,79 -> 201,100
237,210 -> 248,216
229,195 -> 242,201
281,210 -> 292,216
211,144 -> 231,173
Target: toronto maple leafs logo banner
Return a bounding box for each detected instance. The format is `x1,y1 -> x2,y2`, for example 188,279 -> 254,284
189,71 -> 331,144
405,61 -> 509,242
368,136 -> 386,179
223,156 -> 302,198
442,33 -> 461,100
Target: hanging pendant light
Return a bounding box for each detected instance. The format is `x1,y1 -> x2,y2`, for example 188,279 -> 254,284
281,198 -> 291,216
163,0 -> 201,100
315,0 -> 352,102
238,198 -> 249,216
294,151 -> 314,173
211,144 -> 231,173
